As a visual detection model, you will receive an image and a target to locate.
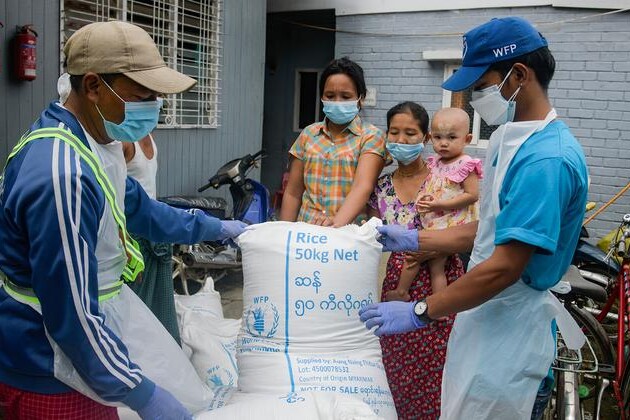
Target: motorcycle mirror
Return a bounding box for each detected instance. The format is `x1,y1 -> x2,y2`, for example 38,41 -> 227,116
198,181 -> 213,193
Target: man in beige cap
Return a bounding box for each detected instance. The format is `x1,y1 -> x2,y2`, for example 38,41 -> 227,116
0,21 -> 245,419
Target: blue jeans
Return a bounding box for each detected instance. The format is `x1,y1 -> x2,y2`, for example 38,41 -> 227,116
531,379 -> 553,420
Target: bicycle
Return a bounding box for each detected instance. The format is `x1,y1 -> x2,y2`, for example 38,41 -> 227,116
548,214 -> 630,419
597,213 -> 630,418
546,266 -> 614,420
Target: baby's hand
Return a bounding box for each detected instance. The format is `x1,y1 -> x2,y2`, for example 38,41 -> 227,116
415,194 -> 437,213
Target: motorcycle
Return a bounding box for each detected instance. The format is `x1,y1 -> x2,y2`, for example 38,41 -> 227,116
572,202 -> 620,293
573,223 -> 620,291
159,150 -> 273,295
569,203 -> 621,332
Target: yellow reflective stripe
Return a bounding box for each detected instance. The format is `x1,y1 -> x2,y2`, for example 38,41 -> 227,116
96,281 -> 124,302
1,280 -> 123,304
6,127 -> 144,282
19,130 -> 132,247
98,289 -> 122,301
19,130 -> 125,223
2,282 -> 41,305
126,236 -> 143,260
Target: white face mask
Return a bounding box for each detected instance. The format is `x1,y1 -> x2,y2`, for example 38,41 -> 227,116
470,68 -> 521,126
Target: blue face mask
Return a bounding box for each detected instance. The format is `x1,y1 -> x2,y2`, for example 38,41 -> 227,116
322,100 -> 359,125
386,142 -> 425,165
96,79 -> 163,142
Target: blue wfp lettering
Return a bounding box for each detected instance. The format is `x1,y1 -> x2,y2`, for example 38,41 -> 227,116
493,44 -> 517,57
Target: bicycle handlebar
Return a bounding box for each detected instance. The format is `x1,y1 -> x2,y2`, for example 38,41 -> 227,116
614,214 -> 630,258
618,240 -> 627,258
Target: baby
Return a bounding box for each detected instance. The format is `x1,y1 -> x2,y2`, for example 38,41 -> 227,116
385,108 -> 482,301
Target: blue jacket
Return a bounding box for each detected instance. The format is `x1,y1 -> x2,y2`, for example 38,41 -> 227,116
0,102 -> 222,410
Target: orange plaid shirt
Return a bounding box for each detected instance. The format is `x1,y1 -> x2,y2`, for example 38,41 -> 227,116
289,116 -> 386,222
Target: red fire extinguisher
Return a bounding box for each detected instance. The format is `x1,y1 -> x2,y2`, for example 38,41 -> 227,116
14,25 -> 38,81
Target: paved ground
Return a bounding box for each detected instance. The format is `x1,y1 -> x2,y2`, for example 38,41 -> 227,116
214,274 -> 244,319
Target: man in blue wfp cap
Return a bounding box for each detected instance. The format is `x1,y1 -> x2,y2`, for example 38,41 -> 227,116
360,16 -> 588,419
0,21 -> 246,419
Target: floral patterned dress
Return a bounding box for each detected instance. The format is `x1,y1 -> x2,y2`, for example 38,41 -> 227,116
419,155 -> 483,231
369,172 -> 464,419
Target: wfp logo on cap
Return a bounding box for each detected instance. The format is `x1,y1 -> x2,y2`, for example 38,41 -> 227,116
493,43 -> 518,58
462,37 -> 468,60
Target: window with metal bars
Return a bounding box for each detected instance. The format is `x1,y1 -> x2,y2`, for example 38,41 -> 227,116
442,63 -> 496,148
61,0 -> 222,128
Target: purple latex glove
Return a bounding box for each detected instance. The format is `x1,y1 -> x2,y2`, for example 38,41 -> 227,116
358,301 -> 426,336
136,385 -> 192,420
376,225 -> 419,252
217,220 -> 248,241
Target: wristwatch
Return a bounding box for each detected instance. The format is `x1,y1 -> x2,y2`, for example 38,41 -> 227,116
413,299 -> 434,324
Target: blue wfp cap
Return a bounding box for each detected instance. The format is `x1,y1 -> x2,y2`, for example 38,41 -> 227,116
442,17 -> 548,92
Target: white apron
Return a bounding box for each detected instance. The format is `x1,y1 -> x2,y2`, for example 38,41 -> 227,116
440,110 -> 585,419
31,134 -> 217,413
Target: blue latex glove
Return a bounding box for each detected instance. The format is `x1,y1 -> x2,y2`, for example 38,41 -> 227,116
217,220 -> 248,241
358,301 -> 426,336
136,386 -> 192,420
376,225 -> 419,252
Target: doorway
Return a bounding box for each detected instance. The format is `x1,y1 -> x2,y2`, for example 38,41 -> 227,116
261,10 -> 335,205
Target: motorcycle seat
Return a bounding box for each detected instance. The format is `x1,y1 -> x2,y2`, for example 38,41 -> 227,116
561,265 -> 608,303
159,195 -> 227,219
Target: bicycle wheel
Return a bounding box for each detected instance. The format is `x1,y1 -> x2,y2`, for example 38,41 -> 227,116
550,305 -> 616,420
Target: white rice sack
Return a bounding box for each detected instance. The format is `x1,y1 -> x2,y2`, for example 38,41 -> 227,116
195,391 -> 383,420
52,285 -> 218,412
235,220 -> 396,419
117,407 -> 141,419
180,311 -> 240,391
174,276 -> 224,329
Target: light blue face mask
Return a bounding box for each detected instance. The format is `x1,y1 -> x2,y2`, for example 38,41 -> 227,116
96,79 -> 163,142
322,100 -> 359,125
386,142 -> 425,165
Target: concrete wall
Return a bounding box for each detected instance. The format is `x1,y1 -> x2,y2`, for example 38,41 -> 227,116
335,6 -> 630,238
0,0 -> 266,203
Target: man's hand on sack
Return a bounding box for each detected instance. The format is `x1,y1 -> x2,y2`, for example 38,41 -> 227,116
376,225 -> 419,252
136,385 -> 192,420
217,220 -> 248,241
359,301 -> 426,336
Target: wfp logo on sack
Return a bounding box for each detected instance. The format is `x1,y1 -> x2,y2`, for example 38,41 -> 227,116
206,365 -> 235,390
246,296 -> 279,338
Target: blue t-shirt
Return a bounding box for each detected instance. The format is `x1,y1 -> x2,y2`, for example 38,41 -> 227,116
494,120 -> 588,291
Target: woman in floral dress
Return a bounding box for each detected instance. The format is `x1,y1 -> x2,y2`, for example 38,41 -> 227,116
367,102 -> 464,419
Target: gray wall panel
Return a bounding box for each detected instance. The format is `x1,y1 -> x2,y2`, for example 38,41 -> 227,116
1,0 -> 59,160
1,0 -> 266,210
154,0 -> 266,204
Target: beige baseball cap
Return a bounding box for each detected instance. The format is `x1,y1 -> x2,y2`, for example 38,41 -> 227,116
64,20 -> 196,94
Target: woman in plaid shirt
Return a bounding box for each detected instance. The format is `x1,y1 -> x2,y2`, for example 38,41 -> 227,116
279,57 -> 386,226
